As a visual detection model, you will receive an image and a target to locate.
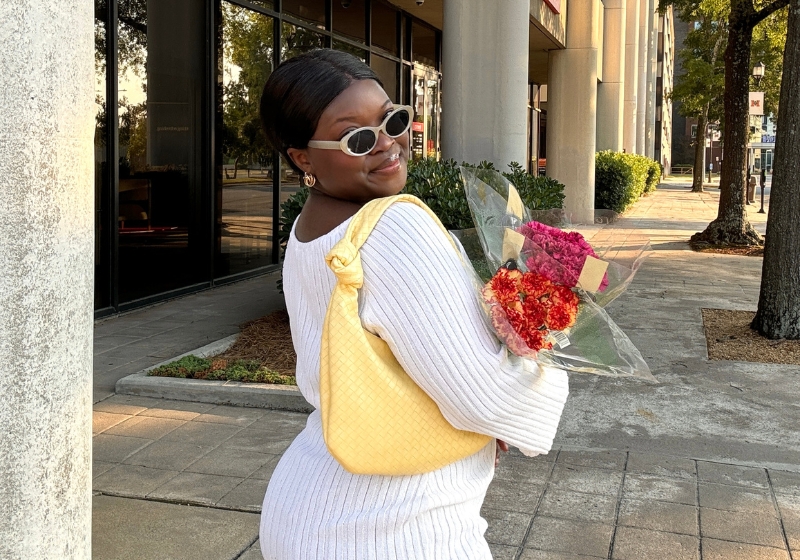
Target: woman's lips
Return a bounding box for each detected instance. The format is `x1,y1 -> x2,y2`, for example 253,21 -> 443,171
373,153 -> 401,173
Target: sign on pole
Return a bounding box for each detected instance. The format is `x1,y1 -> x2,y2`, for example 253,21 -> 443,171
749,92 -> 764,115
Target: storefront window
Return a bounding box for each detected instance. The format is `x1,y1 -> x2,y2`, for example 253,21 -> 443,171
95,0 -> 110,309
332,39 -> 367,62
371,54 -> 398,102
281,22 -> 326,61
117,0 -> 205,303
332,0 -> 366,43
371,1 -> 398,55
283,0 -> 326,28
411,21 -> 436,68
249,0 -> 275,9
216,2 -> 276,278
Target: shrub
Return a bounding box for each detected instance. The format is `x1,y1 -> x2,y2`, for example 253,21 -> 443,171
595,151 -> 659,213
502,162 -> 566,211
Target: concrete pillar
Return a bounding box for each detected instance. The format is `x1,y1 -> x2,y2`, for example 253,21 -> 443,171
442,0 -> 529,168
636,0 -> 649,154
546,0 -> 600,224
597,0 -> 627,151
623,0 -> 640,152
645,2 -> 659,158
0,1 -> 94,558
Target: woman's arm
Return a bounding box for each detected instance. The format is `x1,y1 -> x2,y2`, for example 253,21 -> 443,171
359,202 -> 569,456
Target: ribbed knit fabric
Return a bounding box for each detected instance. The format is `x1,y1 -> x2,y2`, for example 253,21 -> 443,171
260,202 -> 569,560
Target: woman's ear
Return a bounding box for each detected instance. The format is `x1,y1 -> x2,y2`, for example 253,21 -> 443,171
286,148 -> 312,174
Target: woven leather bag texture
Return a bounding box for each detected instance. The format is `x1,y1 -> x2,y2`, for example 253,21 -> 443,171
320,194 -> 492,476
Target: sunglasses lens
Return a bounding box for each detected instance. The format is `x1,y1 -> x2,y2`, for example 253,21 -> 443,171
386,109 -> 410,137
347,130 -> 377,155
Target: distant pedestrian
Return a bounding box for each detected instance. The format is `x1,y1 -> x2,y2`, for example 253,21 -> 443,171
256,49 -> 569,560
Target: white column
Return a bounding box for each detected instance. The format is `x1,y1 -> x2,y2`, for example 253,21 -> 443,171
597,0 -> 627,151
645,1 -> 659,158
623,0 -> 640,152
546,0 -> 600,224
0,1 -> 94,558
442,0 -> 529,168
636,0 -> 648,154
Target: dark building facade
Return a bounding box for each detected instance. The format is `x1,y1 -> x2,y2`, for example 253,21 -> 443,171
93,0 -> 441,316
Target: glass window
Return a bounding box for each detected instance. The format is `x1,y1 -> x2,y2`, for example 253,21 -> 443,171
283,0 -> 326,28
95,0 -> 110,309
412,22 -> 436,68
371,1 -> 398,55
216,2 -> 276,278
117,0 -> 206,303
371,54 -> 398,103
332,39 -> 367,62
281,22 -> 326,61
332,0 -> 366,43
249,0 -> 275,9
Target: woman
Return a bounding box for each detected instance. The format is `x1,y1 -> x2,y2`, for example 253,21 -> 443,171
259,49 -> 569,560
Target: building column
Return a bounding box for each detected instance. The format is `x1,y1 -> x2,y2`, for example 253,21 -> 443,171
441,0 -> 529,168
0,1 -> 94,558
597,0 -> 627,151
546,0 -> 600,224
623,0 -> 640,152
636,0 -> 649,154
645,0 -> 659,158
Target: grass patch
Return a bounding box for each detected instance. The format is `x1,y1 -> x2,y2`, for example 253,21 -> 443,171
149,355 -> 296,385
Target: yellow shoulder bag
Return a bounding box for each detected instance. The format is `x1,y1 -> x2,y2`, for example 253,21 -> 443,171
320,194 -> 492,477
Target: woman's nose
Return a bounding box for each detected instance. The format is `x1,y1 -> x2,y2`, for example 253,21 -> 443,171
371,130 -> 395,154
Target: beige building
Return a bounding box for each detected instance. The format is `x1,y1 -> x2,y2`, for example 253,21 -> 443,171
394,0 -> 674,223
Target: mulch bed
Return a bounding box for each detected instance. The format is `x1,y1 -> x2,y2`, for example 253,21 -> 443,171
690,243 -> 764,257
217,310 -> 296,375
702,308 -> 800,366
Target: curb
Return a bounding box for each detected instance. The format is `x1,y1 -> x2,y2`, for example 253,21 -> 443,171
114,335 -> 314,413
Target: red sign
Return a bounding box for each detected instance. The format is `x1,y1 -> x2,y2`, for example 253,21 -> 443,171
543,0 -> 561,14
412,121 -> 425,132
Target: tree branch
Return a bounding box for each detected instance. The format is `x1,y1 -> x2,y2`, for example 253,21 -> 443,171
751,0 -> 790,25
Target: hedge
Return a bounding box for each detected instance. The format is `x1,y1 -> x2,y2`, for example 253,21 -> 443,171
595,151 -> 662,213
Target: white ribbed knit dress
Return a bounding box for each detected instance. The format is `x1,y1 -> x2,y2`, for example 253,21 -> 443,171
260,201 -> 569,560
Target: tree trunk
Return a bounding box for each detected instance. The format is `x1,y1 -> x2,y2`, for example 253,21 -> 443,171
692,112 -> 707,192
752,0 -> 800,339
691,1 -> 763,246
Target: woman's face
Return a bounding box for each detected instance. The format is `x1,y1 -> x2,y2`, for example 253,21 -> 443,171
287,79 -> 410,203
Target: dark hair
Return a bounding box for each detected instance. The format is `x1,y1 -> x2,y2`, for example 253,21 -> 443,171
260,49 -> 382,173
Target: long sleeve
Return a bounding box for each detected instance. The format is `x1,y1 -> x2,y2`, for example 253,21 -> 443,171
358,202 -> 569,457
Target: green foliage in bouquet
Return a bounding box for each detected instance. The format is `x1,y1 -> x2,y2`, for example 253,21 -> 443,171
595,151 -> 662,213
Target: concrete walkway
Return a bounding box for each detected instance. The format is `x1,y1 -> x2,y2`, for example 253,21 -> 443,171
92,178 -> 800,560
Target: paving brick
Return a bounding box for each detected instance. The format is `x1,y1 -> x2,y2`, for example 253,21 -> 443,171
93,411 -> 132,434
93,434 -> 153,464
697,462 -> 769,488
220,429 -> 294,455
136,400 -> 217,421
611,526 -> 698,560
93,460 -> 117,479
148,472 -> 245,505
537,489 -> 618,524
549,464 -> 624,497
193,405 -> 265,426
123,440 -> 214,471
93,464 -> 179,497
93,394 -> 164,416
104,415 -> 186,440
525,516 -> 613,558
774,493 -> 800,552
701,538 -> 790,560
239,541 -> 264,560
698,482 -> 776,514
520,551 -> 603,560
700,507 -> 785,548
770,470 -> 800,498
217,478 -> 269,511
489,544 -> 519,560
185,446 -> 274,478
160,421 -> 242,445
495,456 -> 554,485
247,456 -> 282,481
617,498 -> 698,535
626,452 -> 696,480
557,450 -> 627,471
482,507 -> 532,546
623,473 -> 697,506
484,478 -> 546,514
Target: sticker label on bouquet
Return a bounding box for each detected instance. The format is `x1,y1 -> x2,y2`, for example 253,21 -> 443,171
548,330 -> 571,349
502,228 -> 526,262
506,184 -> 525,220
577,256 -> 609,293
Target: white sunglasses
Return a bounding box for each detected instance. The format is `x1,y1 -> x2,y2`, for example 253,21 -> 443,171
307,105 -> 414,156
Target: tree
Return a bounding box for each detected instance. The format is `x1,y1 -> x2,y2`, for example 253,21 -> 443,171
752,0 -> 800,339
669,7 -> 727,192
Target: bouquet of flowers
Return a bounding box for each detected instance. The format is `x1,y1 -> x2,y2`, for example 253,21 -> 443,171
458,166 -> 655,381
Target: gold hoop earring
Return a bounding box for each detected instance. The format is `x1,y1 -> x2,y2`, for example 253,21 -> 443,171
303,172 -> 316,188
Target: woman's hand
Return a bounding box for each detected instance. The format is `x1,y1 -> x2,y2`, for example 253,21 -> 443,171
495,439 -> 509,467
